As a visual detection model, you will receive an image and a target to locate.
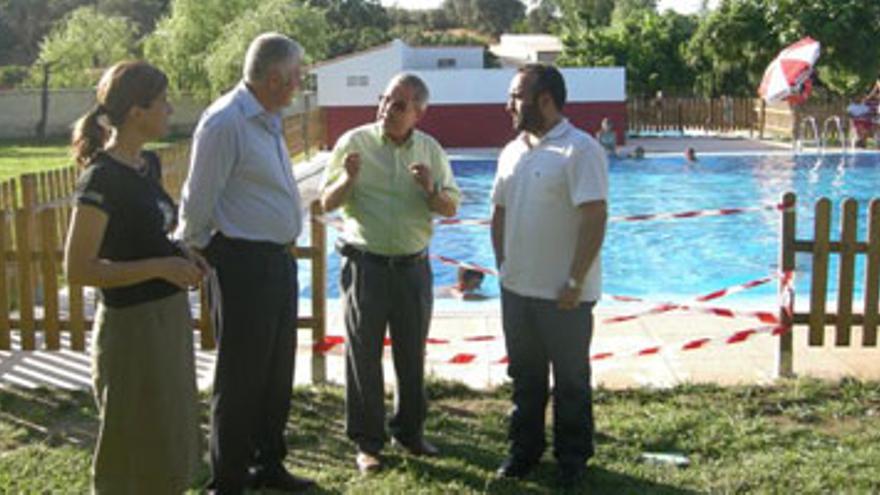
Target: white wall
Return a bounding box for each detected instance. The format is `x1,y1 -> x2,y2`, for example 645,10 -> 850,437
317,67 -> 625,107
0,89 -> 205,139
0,89 -> 318,139
403,46 -> 483,70
313,41 -> 405,108
438,67 -> 624,104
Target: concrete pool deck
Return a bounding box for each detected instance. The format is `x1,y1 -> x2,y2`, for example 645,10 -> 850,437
3,301 -> 880,391
2,135 -> 877,391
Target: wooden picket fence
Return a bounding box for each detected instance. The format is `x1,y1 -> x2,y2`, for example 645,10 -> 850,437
627,96 -> 759,134
0,108 -> 328,376
777,192 -> 880,376
760,96 -> 853,142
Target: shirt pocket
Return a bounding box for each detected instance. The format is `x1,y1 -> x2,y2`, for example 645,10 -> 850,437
525,163 -> 568,203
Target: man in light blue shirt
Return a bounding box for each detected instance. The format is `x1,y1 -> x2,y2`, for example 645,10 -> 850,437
176,33 -> 314,495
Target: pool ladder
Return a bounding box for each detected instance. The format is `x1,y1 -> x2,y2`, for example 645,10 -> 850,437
820,116 -> 847,151
795,115 -> 850,153
795,116 -> 819,153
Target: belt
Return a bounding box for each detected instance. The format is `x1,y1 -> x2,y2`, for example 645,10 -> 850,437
338,242 -> 426,267
212,232 -> 293,254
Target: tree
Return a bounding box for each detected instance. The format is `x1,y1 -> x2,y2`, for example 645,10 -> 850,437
144,0 -> 251,97
305,0 -> 392,57
685,0 -> 880,97
559,8 -> 697,96
94,0 -> 170,34
439,0 -> 525,36
555,0 -> 614,31
516,0 -> 561,34
610,0 -> 656,25
0,0 -> 92,65
774,0 -> 880,95
684,0 -> 776,96
204,0 -> 330,96
29,6 -> 137,88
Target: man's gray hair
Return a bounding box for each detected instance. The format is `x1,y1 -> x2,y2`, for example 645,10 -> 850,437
243,32 -> 303,84
387,73 -> 430,109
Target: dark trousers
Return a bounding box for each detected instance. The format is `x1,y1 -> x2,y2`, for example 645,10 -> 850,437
341,252 -> 433,454
206,234 -> 298,491
501,288 -> 595,467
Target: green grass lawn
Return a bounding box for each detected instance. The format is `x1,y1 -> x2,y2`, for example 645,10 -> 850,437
0,139 -> 73,182
0,138 -> 316,184
1,378 -> 879,493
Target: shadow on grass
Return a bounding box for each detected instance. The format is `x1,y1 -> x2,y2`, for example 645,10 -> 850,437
0,387 -> 97,448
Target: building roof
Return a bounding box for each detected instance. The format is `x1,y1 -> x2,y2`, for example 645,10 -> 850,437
310,38 -> 485,73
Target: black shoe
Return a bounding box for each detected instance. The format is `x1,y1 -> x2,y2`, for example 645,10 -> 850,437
392,437 -> 440,457
250,466 -> 316,492
557,463 -> 585,488
496,456 -> 538,479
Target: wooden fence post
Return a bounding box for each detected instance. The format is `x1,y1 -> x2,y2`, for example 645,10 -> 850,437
809,198 -> 831,346
777,192 -> 796,377
16,175 -> 37,349
864,199 -> 880,346
759,99 -> 766,139
39,208 -> 60,350
0,208 -> 8,350
836,199 -> 858,345
199,286 -> 215,350
310,200 -> 327,384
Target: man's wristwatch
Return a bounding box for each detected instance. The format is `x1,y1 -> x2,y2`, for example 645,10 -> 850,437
565,277 -> 581,290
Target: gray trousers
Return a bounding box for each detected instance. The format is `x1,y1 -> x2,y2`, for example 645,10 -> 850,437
501,288 -> 595,467
341,251 -> 433,454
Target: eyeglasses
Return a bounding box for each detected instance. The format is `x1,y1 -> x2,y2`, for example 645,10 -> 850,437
378,94 -> 410,113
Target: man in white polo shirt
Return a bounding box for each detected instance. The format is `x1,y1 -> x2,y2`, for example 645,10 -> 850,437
490,64 -> 608,488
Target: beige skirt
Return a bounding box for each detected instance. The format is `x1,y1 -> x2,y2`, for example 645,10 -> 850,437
91,291 -> 201,495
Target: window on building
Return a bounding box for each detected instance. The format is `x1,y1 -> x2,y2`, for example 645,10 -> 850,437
346,75 -> 369,87
437,58 -> 457,68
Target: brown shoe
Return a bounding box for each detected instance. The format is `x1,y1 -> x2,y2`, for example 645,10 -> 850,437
392,437 -> 440,457
356,451 -> 382,475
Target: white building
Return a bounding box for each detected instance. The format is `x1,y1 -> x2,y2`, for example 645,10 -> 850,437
312,39 -> 483,109
489,34 -> 563,68
311,39 -> 626,147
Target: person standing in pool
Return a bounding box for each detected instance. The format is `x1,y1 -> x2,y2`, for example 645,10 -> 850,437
491,63 -> 608,488
320,72 -> 461,475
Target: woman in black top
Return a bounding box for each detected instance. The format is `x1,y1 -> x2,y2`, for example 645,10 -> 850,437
65,61 -> 206,494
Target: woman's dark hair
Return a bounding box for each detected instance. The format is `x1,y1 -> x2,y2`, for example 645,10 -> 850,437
518,63 -> 566,110
71,61 -> 168,168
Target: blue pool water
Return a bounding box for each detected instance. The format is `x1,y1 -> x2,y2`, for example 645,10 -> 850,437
300,152 -> 879,305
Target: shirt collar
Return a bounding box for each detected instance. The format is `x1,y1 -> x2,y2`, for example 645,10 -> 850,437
374,122 -> 416,150
518,118 -> 571,149
234,81 -> 282,133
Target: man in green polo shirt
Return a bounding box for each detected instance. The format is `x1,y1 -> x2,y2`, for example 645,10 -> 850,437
320,73 -> 460,475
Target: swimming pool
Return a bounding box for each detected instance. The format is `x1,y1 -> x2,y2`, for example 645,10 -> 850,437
299,152 -> 879,306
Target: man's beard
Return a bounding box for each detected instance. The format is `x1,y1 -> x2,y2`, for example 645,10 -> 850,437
515,104 -> 544,134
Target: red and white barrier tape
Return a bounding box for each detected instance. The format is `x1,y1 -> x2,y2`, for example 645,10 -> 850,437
317,323 -> 788,365
316,201 -> 790,231
427,202 -> 787,228
604,303 -> 779,324
607,203 -> 785,223
603,274 -> 781,324
583,324 -> 787,363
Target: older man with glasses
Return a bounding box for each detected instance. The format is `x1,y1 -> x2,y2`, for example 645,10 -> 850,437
321,72 -> 460,475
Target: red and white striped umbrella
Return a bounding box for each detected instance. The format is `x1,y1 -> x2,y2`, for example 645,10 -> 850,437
758,37 -> 821,104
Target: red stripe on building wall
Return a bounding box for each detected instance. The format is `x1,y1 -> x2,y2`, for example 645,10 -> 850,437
323,102 -> 626,149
